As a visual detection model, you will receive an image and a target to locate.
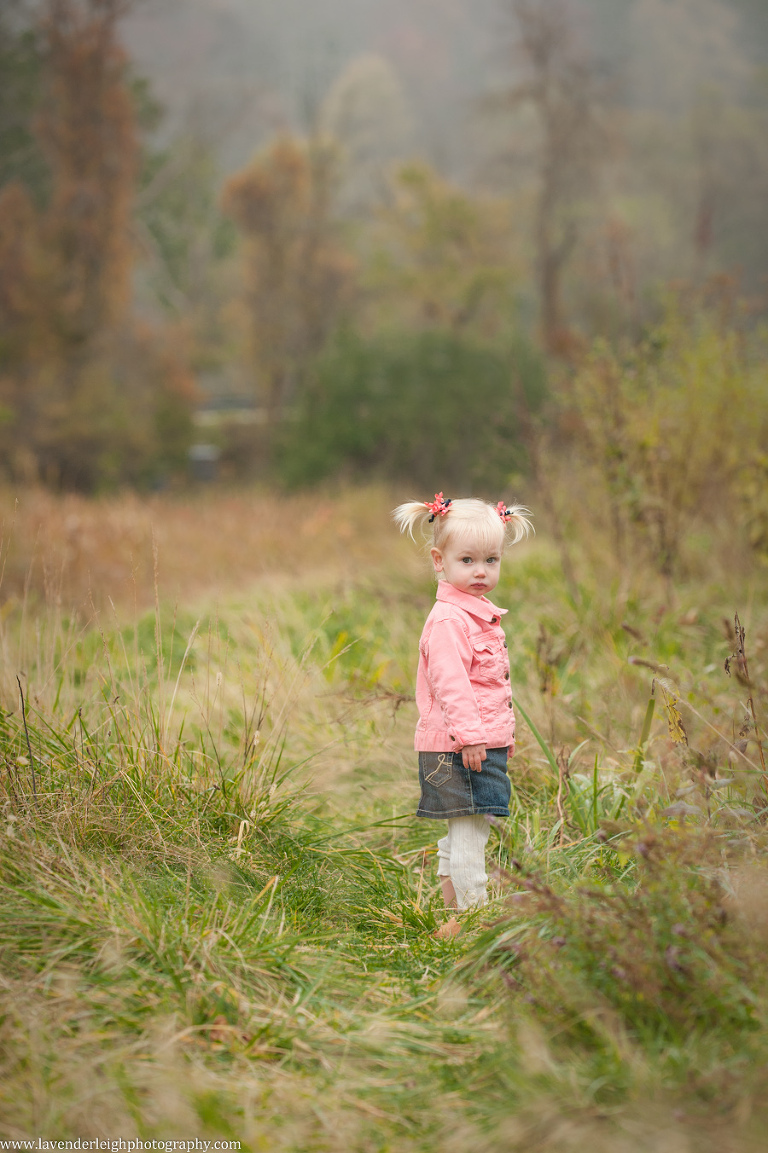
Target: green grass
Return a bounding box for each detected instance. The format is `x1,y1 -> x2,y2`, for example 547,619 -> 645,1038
1,536 -> 767,1150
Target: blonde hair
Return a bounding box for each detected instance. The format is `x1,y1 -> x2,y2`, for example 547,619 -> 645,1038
393,496 -> 533,555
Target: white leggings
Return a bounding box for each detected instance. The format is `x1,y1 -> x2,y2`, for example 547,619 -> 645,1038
436,815 -> 491,910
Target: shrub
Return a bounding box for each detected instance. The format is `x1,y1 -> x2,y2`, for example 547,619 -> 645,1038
464,825 -> 766,1064
277,326 -> 546,490
564,307 -> 768,575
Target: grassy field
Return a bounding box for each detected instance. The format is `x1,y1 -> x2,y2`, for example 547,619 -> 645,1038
1,487 -> 767,1151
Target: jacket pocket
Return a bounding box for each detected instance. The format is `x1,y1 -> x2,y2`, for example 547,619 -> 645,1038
471,639 -> 500,684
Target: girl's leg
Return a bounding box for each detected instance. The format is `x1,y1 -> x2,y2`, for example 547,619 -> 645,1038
440,876 -> 457,907
436,827 -> 457,909
446,815 -> 490,910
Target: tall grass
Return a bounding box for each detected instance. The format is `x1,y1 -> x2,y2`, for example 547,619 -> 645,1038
1,487 -> 767,1150
0,486 -> 406,612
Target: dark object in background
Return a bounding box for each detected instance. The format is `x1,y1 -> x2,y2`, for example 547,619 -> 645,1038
188,443 -> 220,483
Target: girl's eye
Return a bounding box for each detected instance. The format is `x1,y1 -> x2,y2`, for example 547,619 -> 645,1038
486,557 -> 499,564
461,557 -> 473,564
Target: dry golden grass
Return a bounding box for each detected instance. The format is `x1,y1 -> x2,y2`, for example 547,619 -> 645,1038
0,485 -> 414,614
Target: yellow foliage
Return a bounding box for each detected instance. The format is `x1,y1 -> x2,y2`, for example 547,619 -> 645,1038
653,677 -> 688,746
365,162 -> 522,338
566,301 -> 768,574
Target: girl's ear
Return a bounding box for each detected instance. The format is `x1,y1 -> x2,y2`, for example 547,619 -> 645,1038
430,546 -> 443,573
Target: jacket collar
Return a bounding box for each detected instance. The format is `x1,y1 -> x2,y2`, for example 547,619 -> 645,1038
435,580 -> 507,623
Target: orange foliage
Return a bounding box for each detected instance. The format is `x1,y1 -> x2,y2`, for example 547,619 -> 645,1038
0,2 -> 193,491
221,137 -> 355,423
36,0 -> 137,346
0,183 -> 41,342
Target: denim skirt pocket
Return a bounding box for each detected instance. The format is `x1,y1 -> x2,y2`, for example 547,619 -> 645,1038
417,747 -> 510,820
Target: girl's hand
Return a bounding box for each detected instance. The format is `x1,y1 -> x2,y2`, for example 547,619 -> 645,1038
461,743 -> 487,772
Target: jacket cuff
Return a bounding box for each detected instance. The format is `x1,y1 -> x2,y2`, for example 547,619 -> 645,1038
450,726 -> 486,749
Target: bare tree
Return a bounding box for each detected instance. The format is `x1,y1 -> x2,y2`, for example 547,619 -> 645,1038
498,0 -> 608,355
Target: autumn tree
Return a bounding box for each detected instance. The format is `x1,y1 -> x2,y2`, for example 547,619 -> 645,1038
367,162 -> 521,338
37,0 -> 137,353
221,136 -> 355,429
0,0 -> 195,490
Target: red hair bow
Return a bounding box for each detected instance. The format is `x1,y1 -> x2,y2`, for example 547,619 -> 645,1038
425,493 -> 452,522
496,501 -> 514,523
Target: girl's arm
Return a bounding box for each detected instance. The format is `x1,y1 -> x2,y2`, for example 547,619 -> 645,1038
425,618 -> 487,756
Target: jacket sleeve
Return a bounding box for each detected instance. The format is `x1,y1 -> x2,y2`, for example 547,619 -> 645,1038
423,618 -> 486,747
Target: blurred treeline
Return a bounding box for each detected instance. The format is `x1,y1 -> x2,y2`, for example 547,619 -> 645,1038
0,0 -> 767,570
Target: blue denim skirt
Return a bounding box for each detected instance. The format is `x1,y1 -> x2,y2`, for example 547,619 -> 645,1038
416,746 -> 510,819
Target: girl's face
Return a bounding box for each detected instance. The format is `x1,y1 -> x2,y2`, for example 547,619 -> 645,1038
430,536 -> 502,598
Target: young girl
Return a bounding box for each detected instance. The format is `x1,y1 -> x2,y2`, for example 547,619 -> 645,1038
394,494 -> 533,912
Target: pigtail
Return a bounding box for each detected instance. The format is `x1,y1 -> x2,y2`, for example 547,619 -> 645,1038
499,504 -> 534,546
395,494 -> 533,549
393,501 -> 434,541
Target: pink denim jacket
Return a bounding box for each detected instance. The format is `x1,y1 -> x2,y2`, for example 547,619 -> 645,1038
414,581 -> 515,753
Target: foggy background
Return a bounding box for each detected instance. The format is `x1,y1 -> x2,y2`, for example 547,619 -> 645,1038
1,0 -> 767,495
121,0 -> 768,169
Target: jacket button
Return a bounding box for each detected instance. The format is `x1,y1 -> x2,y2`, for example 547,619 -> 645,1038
507,701 -> 513,708
449,735 -> 455,740
505,671 -> 510,680
503,640 -> 507,648
491,616 -> 498,624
